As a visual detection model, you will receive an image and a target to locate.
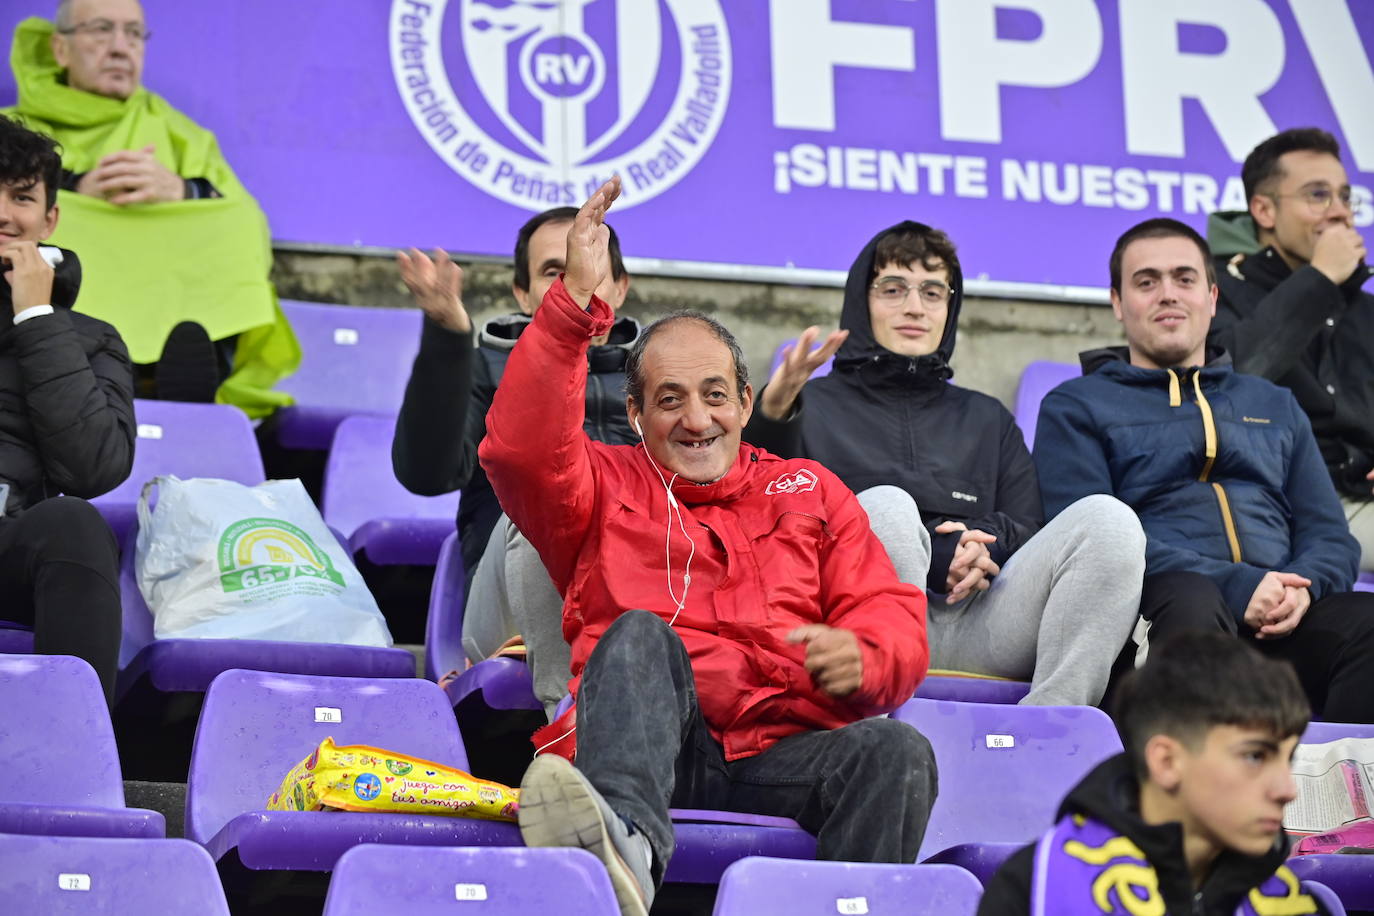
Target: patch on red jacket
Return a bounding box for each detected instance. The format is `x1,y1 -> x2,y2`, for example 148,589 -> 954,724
765,469 -> 818,495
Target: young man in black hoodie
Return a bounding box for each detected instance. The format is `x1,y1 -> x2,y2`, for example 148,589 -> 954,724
979,633 -> 1326,916
0,114 -> 134,706
1207,128 -> 1373,571
391,207 -> 638,717
745,222 -> 1144,706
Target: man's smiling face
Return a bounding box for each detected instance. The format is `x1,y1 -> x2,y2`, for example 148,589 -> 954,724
628,319 -> 753,484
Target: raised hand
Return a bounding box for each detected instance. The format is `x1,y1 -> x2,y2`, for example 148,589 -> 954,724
759,325 -> 849,420
397,247 -> 471,333
1310,224 -> 1366,286
564,176 -> 622,308
78,145 -> 185,206
0,241 -> 55,316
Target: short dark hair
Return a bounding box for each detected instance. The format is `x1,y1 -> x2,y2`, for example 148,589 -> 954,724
1114,633 -> 1309,781
0,115 -> 63,212
871,225 -> 960,280
625,310 -> 749,408
512,206 -> 627,292
1109,217 -> 1216,293
1243,128 -> 1342,203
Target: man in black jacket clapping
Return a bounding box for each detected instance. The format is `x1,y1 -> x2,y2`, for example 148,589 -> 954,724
391,208 -> 638,718
0,114 -> 135,706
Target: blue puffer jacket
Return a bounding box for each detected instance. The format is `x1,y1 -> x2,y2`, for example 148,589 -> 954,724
1033,347 -> 1358,618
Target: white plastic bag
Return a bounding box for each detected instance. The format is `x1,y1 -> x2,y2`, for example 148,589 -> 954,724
135,476 -> 392,646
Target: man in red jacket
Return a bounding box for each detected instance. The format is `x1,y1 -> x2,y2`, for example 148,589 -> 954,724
479,178 -> 936,916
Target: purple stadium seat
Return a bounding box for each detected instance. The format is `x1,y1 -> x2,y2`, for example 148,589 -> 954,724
712,858 -> 983,915
0,655 -> 164,838
185,669 -> 521,870
915,671 -> 1031,704
322,415 -> 460,565
89,399 -> 267,544
1013,360 -> 1078,450
0,619 -> 35,654
1302,721 -> 1374,743
1304,880 -> 1347,915
115,525 -> 415,700
1287,860 -> 1359,912
425,531 -> 541,712
664,809 -> 817,884
0,833 -> 229,915
321,845 -> 619,915
891,697 -> 1122,882
769,338 -> 834,379
275,301 -> 422,450
1355,573 -> 1373,594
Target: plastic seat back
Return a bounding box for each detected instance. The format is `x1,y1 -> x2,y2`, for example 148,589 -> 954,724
322,414 -> 459,565
0,655 -> 124,808
0,833 -> 228,914
90,399 -> 266,543
712,858 -> 983,915
275,301 -> 422,449
186,669 -> 468,847
891,698 -> 1122,859
1013,361 -> 1078,449
322,844 -> 619,915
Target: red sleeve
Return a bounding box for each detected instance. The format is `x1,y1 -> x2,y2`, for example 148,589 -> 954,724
818,478 -> 929,715
477,277 -> 614,591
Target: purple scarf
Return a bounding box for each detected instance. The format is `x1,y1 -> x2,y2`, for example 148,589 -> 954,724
1031,813 -> 1318,915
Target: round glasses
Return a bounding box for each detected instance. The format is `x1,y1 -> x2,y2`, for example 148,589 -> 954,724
869,278 -> 952,308
1269,185 -> 1354,215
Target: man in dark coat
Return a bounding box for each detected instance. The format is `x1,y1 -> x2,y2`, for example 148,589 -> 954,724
391,207 -> 639,716
0,113 -> 134,706
1207,127 -> 1373,571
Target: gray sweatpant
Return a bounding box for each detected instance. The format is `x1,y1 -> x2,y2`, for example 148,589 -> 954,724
464,514 -> 572,721
1344,498 -> 1374,573
859,486 -> 1145,706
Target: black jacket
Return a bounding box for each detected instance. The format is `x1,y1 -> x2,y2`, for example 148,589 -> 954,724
1207,211 -> 1374,500
392,311 -> 641,581
0,249 -> 135,513
744,221 -> 1041,590
979,754 -> 1324,916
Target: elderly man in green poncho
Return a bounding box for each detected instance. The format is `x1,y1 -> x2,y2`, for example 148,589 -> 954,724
3,0 -> 298,416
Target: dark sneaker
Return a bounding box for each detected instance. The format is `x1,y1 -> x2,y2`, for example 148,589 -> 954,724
155,321 -> 220,403
518,754 -> 654,916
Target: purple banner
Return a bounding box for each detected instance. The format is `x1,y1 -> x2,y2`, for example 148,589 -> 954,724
3,0 -> 1371,289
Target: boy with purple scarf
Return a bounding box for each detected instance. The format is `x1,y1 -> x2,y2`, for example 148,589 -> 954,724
979,633 -> 1327,916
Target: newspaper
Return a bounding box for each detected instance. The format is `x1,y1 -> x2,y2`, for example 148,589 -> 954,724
1286,737 -> 1374,835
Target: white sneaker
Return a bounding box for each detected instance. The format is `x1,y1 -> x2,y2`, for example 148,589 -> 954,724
519,755 -> 655,916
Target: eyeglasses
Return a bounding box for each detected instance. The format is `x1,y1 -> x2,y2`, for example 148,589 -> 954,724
1270,185 -> 1354,215
869,278 -> 952,307
57,19 -> 151,44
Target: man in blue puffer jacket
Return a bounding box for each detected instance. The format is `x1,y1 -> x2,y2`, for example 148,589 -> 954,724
1034,217 -> 1374,723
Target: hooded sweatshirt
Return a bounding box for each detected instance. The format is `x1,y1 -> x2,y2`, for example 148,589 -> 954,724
978,754 -> 1327,916
745,221 -> 1041,590
1206,211 -> 1374,499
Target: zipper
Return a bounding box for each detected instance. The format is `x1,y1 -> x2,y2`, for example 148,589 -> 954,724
1168,368 -> 1242,563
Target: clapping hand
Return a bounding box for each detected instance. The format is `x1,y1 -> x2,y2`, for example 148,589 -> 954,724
564,176 -> 622,308
760,326 -> 849,420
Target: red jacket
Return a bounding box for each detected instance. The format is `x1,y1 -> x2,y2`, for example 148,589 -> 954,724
479,279 -> 928,760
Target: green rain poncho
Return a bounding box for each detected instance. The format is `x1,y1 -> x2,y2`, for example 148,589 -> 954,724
4,17 -> 299,418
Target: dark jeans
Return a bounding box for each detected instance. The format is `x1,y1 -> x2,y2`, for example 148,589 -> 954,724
575,610 -> 938,885
0,497 -> 121,706
1120,571 -> 1374,723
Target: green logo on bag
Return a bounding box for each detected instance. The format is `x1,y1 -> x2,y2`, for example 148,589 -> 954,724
217,518 -> 345,593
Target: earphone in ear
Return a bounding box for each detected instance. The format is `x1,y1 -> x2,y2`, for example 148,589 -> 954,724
634,417 -> 643,438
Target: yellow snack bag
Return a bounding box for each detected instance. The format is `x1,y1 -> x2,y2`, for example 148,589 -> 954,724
266,737 -> 519,821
